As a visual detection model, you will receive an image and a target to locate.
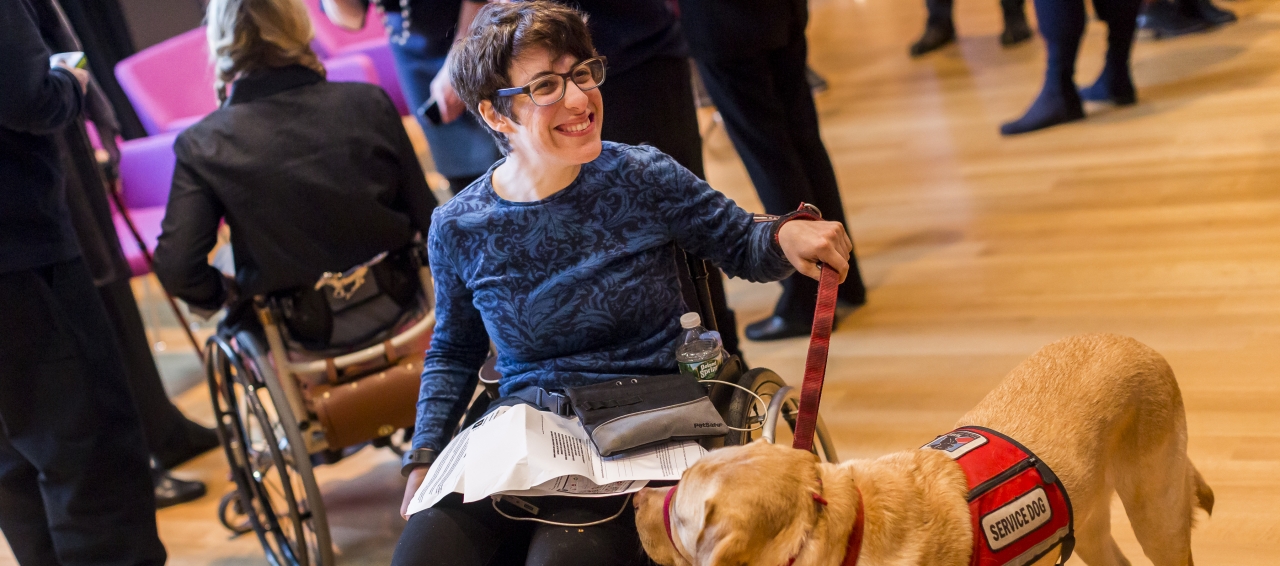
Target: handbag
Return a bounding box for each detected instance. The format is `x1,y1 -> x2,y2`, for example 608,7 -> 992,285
565,373 -> 728,457
274,245 -> 423,352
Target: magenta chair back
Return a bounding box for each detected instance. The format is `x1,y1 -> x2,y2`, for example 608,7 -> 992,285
325,53 -> 379,84
115,28 -> 218,135
304,2 -> 408,115
113,132 -> 178,277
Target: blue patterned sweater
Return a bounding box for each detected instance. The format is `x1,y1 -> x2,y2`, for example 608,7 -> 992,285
413,142 -> 794,451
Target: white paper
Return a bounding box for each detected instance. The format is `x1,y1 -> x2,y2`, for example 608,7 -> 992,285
406,404 -> 707,515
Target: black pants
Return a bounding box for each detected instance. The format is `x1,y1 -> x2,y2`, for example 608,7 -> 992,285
0,259 -> 165,566
97,277 -> 203,464
599,56 -> 742,357
696,36 -> 867,321
391,493 -> 645,566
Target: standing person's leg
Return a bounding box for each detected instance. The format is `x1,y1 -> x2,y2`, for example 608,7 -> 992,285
1000,0 -> 1088,135
1080,0 -> 1144,105
1001,0 -> 1034,46
769,35 -> 868,314
524,496 -> 645,566
0,261 -> 165,566
598,56 -> 744,358
389,27 -> 503,194
697,42 -> 866,340
911,0 -> 957,56
0,437 -> 58,566
97,278 -> 218,470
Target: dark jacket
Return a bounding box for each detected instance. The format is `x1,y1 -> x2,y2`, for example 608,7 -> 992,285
153,65 -> 437,327
0,0 -> 85,273
677,0 -> 806,62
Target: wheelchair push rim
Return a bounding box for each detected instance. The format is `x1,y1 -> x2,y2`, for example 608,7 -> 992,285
722,368 -> 839,463
207,335 -> 334,566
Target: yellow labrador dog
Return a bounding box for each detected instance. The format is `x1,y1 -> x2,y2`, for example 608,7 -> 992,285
635,334 -> 1213,566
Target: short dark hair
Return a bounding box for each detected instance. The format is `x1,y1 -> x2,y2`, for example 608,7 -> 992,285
449,1 -> 597,154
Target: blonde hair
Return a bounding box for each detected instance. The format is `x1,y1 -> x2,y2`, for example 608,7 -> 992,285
206,0 -> 325,101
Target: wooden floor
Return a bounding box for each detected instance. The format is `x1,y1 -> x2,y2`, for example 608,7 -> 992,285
7,0 -> 1280,563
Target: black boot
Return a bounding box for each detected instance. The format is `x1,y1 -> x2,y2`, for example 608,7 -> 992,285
1140,0 -> 1212,39
910,20 -> 957,57
1082,0 -> 1140,106
1000,0 -> 1034,46
1001,82 -> 1085,135
153,418 -> 221,470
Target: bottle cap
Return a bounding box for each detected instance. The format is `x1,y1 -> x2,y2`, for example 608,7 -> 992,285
680,312 -> 701,329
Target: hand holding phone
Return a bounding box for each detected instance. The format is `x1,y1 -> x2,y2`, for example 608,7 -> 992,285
417,98 -> 443,126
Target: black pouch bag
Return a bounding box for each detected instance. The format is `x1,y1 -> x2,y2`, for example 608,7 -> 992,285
565,374 -> 728,457
274,246 -> 423,352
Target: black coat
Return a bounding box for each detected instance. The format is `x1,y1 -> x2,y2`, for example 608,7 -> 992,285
0,0 -> 84,273
153,65 -> 436,326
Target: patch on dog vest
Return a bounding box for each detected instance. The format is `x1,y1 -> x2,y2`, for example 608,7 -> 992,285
923,430 -> 987,459
922,427 -> 1075,566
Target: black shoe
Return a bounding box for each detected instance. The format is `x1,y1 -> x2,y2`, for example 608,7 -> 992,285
1000,85 -> 1085,136
910,22 -> 957,57
1000,18 -> 1033,47
745,315 -> 818,341
1141,0 -> 1212,39
1185,0 -> 1236,25
152,465 -> 207,509
154,420 -> 221,470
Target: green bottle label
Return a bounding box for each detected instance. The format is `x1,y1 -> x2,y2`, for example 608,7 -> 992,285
679,357 -> 722,381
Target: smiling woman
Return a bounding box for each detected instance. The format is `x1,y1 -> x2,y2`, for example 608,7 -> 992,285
391,3 -> 856,565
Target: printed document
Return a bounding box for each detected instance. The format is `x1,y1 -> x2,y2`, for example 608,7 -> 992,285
406,404 -> 706,515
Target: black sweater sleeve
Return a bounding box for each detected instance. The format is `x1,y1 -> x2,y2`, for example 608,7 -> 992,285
0,0 -> 83,134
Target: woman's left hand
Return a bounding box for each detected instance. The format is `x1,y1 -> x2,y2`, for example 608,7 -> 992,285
777,220 -> 853,283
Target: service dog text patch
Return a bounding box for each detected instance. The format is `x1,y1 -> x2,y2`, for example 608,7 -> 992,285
980,487 -> 1052,551
922,430 -> 988,459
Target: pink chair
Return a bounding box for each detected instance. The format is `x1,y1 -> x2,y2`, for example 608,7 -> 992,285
305,2 -> 408,115
324,53 -> 378,84
115,28 -> 218,136
113,132 -> 179,277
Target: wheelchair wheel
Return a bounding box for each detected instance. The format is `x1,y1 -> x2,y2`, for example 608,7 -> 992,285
207,335 -> 334,566
721,368 -> 840,463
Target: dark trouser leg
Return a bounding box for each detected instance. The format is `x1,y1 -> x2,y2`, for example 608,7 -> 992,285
1001,0 -> 1034,46
525,496 -> 644,566
698,36 -> 866,329
0,260 -> 166,566
599,56 -> 743,357
911,0 -> 958,56
1081,0 -> 1142,104
926,0 -> 955,27
97,277 -> 216,469
1000,0 -> 1087,135
0,438 -> 58,566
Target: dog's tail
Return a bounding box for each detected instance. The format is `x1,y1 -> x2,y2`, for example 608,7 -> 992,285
1191,465 -> 1214,516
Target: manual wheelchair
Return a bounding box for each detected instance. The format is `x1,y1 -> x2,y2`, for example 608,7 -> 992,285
207,249 -> 837,566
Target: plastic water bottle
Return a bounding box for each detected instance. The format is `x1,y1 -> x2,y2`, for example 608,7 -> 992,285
676,312 -> 727,382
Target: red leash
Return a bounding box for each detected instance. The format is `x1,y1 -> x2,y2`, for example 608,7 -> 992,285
791,262 -> 840,452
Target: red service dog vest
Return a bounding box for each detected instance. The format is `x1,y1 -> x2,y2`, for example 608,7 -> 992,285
922,427 -> 1075,566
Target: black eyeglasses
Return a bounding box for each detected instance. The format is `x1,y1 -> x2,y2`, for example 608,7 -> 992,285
496,57 -> 607,107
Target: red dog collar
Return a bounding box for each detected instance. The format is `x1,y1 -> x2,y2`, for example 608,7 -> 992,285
662,484 -> 865,566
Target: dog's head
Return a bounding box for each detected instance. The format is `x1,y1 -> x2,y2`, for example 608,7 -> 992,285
634,441 -> 828,566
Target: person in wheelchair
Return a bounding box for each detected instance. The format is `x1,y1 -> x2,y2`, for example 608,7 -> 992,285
394,3 -> 853,564
153,0 -> 437,334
